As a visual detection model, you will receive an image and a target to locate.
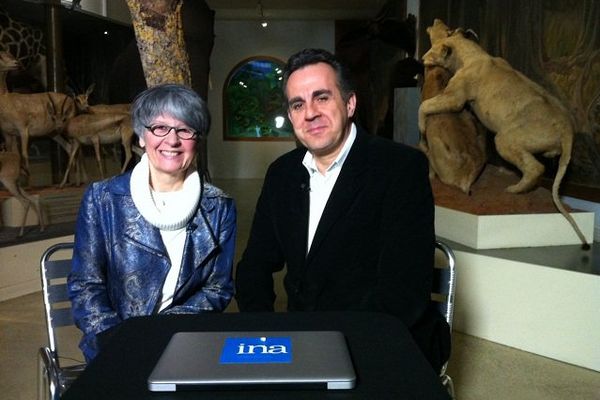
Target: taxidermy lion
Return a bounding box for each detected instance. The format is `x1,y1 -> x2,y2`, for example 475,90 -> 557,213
418,19 -> 589,249
420,65 -> 487,194
419,21 -> 487,194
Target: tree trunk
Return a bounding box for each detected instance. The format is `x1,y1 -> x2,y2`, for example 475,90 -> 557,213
125,0 -> 212,180
125,0 -> 191,86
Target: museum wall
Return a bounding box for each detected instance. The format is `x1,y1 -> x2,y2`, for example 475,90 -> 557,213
206,20 -> 334,179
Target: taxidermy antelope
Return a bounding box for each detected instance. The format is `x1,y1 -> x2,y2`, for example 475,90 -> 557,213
0,150 -> 45,236
0,91 -> 83,171
88,103 -> 130,114
0,51 -> 19,94
78,83 -> 130,114
58,82 -> 134,186
60,113 -> 134,187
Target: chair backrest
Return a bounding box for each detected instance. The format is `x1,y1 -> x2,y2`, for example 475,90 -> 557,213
432,240 -> 456,330
40,242 -> 75,367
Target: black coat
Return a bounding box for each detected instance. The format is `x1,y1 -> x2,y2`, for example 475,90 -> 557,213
235,128 -> 450,370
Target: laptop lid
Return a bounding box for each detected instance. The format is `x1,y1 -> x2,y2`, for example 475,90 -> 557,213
147,331 -> 356,391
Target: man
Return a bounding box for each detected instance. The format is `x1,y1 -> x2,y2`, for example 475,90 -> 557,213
235,48 -> 450,371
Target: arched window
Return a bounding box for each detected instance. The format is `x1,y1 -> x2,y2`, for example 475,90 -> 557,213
223,56 -> 294,141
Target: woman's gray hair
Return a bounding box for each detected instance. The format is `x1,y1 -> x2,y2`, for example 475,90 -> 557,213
130,83 -> 210,139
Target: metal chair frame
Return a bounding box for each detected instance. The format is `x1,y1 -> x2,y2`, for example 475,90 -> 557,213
35,240 -> 456,398
433,239 -> 457,399
38,242 -> 86,400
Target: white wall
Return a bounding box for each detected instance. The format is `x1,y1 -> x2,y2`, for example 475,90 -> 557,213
206,20 -> 335,179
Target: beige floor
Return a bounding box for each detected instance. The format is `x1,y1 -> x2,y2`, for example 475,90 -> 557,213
1,178 -> 599,400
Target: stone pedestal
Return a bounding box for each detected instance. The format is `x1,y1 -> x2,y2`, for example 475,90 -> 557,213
436,206 -> 594,249
433,165 -> 596,249
451,244 -> 600,371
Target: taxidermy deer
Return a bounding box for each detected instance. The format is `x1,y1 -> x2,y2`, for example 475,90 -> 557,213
419,19 -> 590,249
59,113 -> 134,187
0,150 -> 45,236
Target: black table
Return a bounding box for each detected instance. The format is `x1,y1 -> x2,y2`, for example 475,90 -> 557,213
62,311 -> 450,399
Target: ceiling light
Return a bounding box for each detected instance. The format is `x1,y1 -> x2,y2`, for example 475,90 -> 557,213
258,1 -> 267,28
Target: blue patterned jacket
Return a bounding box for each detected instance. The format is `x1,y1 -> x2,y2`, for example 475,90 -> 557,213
68,172 -> 236,361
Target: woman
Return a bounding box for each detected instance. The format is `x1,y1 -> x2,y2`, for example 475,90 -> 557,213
68,84 -> 236,362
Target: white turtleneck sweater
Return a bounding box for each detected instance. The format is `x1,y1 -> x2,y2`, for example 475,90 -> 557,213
130,154 -> 201,312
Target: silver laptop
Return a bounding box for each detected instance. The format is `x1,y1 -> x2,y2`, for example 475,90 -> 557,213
147,331 -> 356,391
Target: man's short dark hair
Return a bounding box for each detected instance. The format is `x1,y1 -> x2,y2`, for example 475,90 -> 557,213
282,48 -> 355,102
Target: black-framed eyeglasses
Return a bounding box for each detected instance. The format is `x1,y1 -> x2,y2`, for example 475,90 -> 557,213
144,124 -> 197,140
